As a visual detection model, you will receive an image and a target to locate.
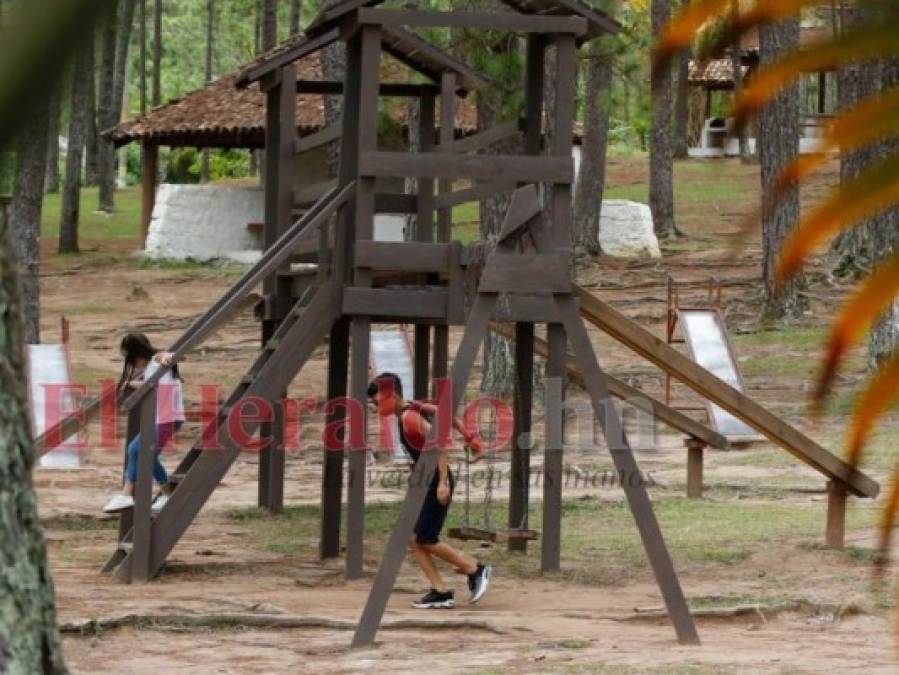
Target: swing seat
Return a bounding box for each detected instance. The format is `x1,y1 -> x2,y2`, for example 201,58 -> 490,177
448,526 -> 539,543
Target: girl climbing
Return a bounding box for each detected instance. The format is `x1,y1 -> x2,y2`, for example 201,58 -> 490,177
102,333 -> 185,514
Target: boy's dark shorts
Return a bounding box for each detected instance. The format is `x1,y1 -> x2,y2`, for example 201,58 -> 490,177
414,471 -> 455,545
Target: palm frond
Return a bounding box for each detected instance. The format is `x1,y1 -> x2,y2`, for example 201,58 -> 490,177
815,253 -> 899,407
776,152 -> 899,281
876,473 -> 899,574
774,88 -> 899,196
848,351 -> 899,466
654,0 -> 732,68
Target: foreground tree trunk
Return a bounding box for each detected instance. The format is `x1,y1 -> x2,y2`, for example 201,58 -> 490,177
574,41 -> 613,255
759,18 -> 804,322
10,109 -> 49,344
0,210 -> 68,674
649,0 -> 677,238
60,43 -> 93,254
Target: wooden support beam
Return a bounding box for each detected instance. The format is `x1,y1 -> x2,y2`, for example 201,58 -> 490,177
141,284 -> 339,578
436,72 -> 455,244
320,318 -> 349,560
685,438 -> 705,499
433,180 -> 516,210
130,389 -> 157,583
416,93 -> 436,243
549,34 -> 577,252
523,35 -> 545,157
140,141 -> 158,248
825,480 -> 847,550
575,285 -> 879,499
259,63 -> 297,511
295,124 -> 341,155
414,325 -> 430,400
295,180 -> 338,207
296,79 -> 439,97
542,324 -> 565,573
354,241 -> 450,273
345,23 -> 382,581
509,322 -> 534,553
489,322 -> 728,450
375,193 -> 417,214
352,292 -> 500,648
447,120 -> 521,154
359,151 -> 573,183
357,8 -> 588,35
343,287 -> 448,319
555,293 -> 700,645
347,317 -> 370,579
479,253 -> 569,293
237,28 -> 340,86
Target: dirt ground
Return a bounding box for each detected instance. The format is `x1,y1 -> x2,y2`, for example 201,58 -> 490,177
34,157 -> 899,673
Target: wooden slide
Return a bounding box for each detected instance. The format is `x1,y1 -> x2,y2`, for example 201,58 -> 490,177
574,285 -> 879,499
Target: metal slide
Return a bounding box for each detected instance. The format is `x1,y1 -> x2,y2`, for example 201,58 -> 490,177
574,284 -> 878,498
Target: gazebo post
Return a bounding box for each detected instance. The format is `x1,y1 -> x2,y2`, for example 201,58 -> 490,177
140,140 -> 159,248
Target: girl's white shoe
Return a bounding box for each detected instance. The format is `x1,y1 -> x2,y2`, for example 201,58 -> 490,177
103,494 -> 135,513
152,493 -> 170,513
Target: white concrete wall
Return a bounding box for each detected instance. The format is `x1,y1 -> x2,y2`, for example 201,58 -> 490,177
143,184 -> 265,263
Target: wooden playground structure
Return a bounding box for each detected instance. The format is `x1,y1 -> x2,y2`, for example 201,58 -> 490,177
37,0 -> 878,649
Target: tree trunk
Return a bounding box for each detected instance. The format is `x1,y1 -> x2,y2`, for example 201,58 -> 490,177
45,85 -> 61,194
573,42 -> 613,255
0,207 -> 68,675
262,0 -> 277,50
319,0 -> 346,178
60,43 -> 93,255
9,108 -> 49,344
152,0 -> 162,107
831,5 -> 880,276
759,18 -> 805,323
290,0 -> 302,35
96,2 -> 119,213
84,27 -> 99,186
97,0 -> 136,213
475,18 -> 519,398
672,4 -> 690,161
201,0 -> 215,183
139,0 -> 147,114
649,0 -> 677,239
866,58 -> 899,369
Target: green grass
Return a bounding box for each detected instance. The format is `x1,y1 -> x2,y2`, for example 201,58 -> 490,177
42,186 -> 142,241
605,160 -> 756,208
227,492 -> 880,586
731,326 -> 826,350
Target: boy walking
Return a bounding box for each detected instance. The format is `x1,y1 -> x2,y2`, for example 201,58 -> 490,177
368,372 -> 492,609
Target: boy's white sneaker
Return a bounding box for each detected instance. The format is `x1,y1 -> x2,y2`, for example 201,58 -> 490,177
103,494 -> 134,513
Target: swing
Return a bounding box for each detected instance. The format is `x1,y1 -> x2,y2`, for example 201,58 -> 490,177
449,420 -> 539,544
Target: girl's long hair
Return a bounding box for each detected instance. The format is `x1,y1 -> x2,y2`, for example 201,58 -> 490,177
117,332 -> 181,397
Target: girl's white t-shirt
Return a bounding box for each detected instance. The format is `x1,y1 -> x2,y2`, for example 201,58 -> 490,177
144,359 -> 186,425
